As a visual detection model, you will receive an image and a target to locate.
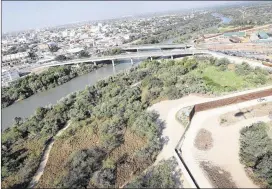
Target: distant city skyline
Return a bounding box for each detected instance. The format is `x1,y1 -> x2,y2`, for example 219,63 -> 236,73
3,1 -> 247,33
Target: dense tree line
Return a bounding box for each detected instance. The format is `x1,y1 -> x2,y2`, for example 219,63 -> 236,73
218,2 -> 272,26
136,13 -> 221,45
99,47 -> 124,56
2,56 -> 271,188
1,64 -> 102,108
239,122 -> 272,188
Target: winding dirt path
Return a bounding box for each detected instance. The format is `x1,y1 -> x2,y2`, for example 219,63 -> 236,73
28,121 -> 71,188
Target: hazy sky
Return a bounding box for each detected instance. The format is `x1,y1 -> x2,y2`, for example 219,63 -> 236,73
3,1 -> 239,33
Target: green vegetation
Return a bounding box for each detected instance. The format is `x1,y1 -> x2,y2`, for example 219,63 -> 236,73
1,64 -> 102,108
218,2 -> 272,26
2,56 -> 271,188
99,47 -> 124,56
135,13 -> 221,45
239,122 -> 272,188
125,158 -> 182,188
191,58 -> 270,93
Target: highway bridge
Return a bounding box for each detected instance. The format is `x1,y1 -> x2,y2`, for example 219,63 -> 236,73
121,44 -> 192,52
39,49 -> 208,68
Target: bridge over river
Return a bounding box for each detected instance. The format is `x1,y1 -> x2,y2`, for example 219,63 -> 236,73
39,49 -> 208,68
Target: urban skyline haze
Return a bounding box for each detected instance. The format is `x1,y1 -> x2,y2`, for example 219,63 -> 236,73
3,1 -> 244,33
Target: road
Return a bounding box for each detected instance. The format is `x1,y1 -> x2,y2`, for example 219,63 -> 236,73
209,51 -> 272,71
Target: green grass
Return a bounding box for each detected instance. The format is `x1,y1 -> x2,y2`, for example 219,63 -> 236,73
202,66 -> 245,89
218,26 -> 238,33
191,66 -> 248,92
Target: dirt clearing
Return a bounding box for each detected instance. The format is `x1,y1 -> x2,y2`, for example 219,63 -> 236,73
220,102 -> 272,126
200,161 -> 237,188
194,129 -> 213,151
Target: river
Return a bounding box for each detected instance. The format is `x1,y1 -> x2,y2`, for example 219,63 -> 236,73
212,13 -> 232,24
2,60 -> 142,130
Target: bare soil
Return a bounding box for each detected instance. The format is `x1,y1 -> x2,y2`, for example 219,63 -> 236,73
220,102 -> 272,126
194,129 -> 213,151
200,161 -> 237,188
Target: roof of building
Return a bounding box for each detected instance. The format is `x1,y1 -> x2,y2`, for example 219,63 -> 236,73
223,32 -> 246,37
67,47 -> 84,53
229,36 -> 242,42
258,31 -> 269,39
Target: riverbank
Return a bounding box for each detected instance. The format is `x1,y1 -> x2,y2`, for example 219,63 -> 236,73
2,64 -> 104,109
1,61 -> 141,130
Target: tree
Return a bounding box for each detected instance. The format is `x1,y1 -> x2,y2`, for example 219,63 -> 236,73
48,44 -> 60,53
28,51 -> 37,60
55,55 -> 67,61
78,50 -> 90,58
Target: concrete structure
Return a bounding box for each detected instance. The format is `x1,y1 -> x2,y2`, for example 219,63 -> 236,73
67,47 -> 84,55
2,52 -> 29,62
1,69 -> 20,86
38,49 -> 207,68
121,44 -> 191,52
258,31 -> 269,39
223,32 -> 246,37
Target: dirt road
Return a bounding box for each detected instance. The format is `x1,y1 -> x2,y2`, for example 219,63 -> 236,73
28,121 -> 71,188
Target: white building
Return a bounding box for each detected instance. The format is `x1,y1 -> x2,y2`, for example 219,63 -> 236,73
2,69 -> 20,87
2,52 -> 29,67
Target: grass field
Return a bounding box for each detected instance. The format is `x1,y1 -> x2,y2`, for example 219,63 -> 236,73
218,26 -> 239,33
203,66 -> 245,88
191,65 -> 249,92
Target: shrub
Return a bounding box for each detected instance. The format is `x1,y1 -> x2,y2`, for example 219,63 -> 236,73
239,122 -> 272,187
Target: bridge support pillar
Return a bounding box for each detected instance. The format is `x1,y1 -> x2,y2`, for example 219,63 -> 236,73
171,55 -> 174,60
112,59 -> 115,67
150,57 -> 153,61
94,61 -> 97,66
77,64 -> 80,68
130,58 -> 134,65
